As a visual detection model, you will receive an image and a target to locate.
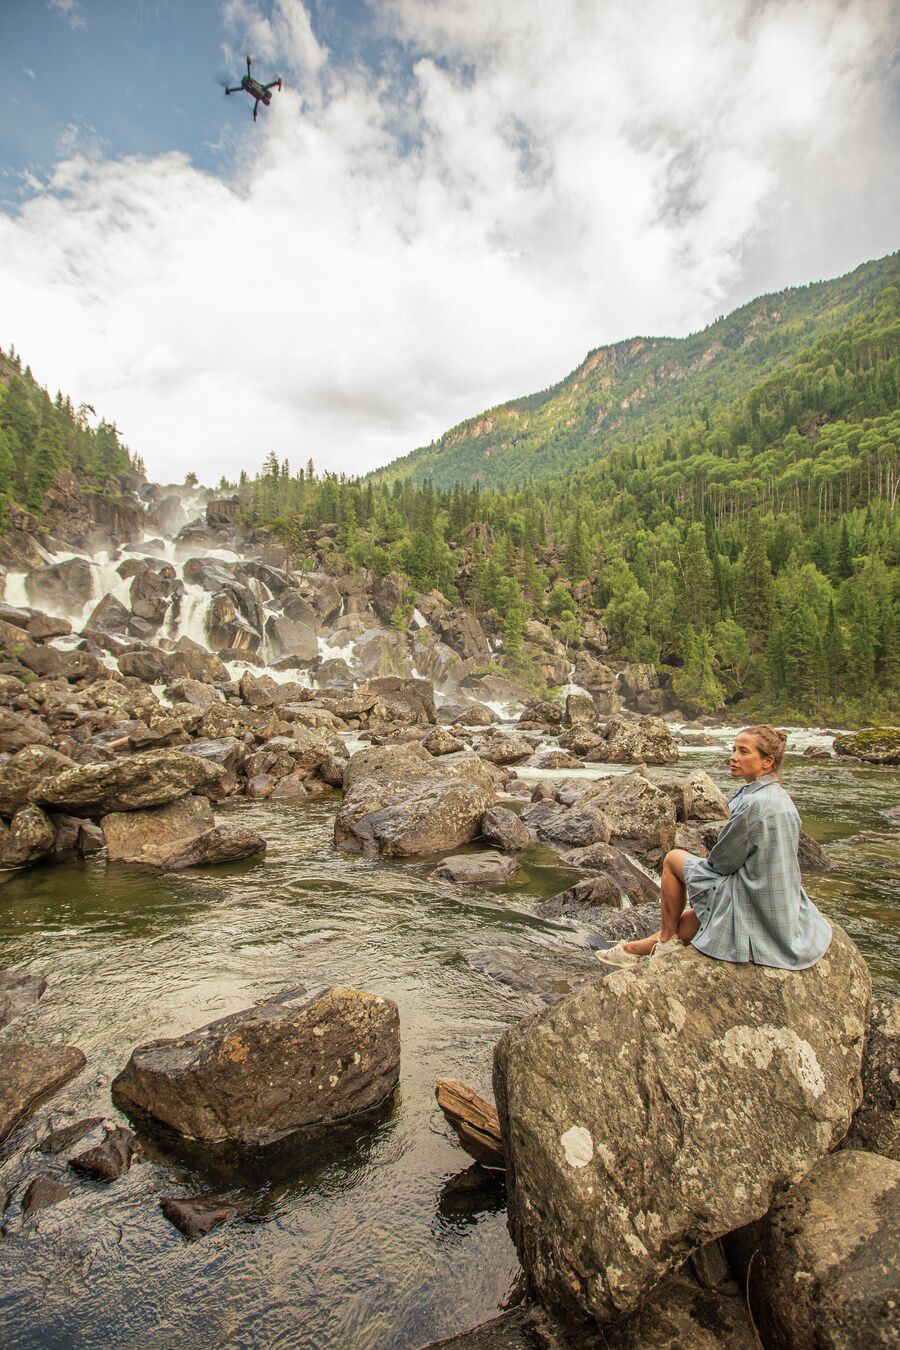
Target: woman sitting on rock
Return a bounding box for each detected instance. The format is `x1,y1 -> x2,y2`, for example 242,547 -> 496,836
597,724 -> 832,970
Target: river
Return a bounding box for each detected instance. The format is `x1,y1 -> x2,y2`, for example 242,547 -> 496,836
0,747 -> 897,1349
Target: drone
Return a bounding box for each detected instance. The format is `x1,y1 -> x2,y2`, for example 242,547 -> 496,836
225,55 -> 282,122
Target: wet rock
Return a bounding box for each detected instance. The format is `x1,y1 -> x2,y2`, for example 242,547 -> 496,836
39,1116 -> 105,1154
26,613 -> 72,642
0,1042 -> 87,1143
493,925 -> 870,1326
0,744 -> 76,816
102,794 -> 215,864
166,636 -> 229,685
335,746 -> 494,858
480,805 -> 532,852
208,590 -> 260,652
270,773 -> 308,799
727,1150 -> 900,1349
160,1192 -> 244,1239
533,809 -> 610,849
557,771 -> 676,866
18,645 -> 105,682
588,716 -> 679,765
22,1175 -> 73,1218
797,829 -> 833,870
69,1125 -> 139,1181
833,727 -> 900,765
130,568 -> 181,624
35,748 -> 225,815
181,737 -> 246,794
118,648 -> 168,682
1,803 -> 56,866
465,947 -> 597,1006
25,557 -> 95,612
88,592 -> 131,635
264,614 -> 318,661
139,824 -> 266,869
478,734 -> 535,766
843,995 -> 899,1160
423,727 -> 466,757
563,696 -> 597,731
535,868 -> 656,920
112,986 -> 400,1149
433,851 -> 522,884
435,1079 -> 505,1170
0,970 -> 47,1029
559,841 -> 658,902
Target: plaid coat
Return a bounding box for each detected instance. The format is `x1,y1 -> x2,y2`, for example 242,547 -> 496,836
682,774 -> 832,969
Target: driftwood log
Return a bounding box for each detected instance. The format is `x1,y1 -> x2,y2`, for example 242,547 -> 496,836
435,1078 -> 505,1170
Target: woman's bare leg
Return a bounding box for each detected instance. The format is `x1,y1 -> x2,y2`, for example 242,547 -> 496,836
622,849 -> 692,956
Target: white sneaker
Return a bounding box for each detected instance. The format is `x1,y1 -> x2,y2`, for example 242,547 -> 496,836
650,936 -> 683,958
595,942 -> 643,968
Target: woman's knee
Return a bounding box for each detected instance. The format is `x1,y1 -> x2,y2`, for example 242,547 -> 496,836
663,848 -> 690,880
677,908 -> 700,941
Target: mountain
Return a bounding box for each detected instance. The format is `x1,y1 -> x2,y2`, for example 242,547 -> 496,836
374,253 -> 900,489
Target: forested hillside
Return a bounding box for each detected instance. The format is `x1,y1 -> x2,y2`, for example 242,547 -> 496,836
236,261 -> 899,724
2,255 -> 897,725
376,253 -> 899,491
0,347 -> 141,527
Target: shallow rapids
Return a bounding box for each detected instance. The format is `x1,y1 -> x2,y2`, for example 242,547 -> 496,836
0,751 -> 897,1349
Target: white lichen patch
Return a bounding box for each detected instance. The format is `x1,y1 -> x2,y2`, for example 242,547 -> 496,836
666,997 -> 687,1032
624,1232 -> 649,1257
721,1024 -> 826,1098
595,1141 -> 616,1172
560,1125 -> 594,1168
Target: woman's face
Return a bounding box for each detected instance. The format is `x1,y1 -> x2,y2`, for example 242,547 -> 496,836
729,733 -> 774,782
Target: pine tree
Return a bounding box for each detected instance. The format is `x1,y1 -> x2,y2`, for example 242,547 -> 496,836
738,517 -> 772,645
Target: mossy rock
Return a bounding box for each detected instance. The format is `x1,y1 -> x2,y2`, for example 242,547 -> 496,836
833,727 -> 900,765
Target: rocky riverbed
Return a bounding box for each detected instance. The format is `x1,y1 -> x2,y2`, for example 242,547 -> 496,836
1,478 -> 898,1347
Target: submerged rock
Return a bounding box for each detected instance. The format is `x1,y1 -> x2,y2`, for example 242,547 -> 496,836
433,851 -> 521,884
493,925 -> 869,1326
111,986 -> 400,1149
22,1175 -> 73,1219
0,970 -> 47,1029
727,1150 -> 900,1348
102,795 -> 213,864
0,1042 -> 86,1144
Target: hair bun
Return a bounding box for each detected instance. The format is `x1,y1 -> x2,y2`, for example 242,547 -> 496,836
776,730 -> 787,746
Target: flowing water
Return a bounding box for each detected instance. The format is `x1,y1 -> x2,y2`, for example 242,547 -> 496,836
0,749 -> 897,1349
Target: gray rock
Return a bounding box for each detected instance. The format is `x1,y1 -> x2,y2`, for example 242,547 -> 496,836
39,1116 -> 104,1154
423,726 -> 466,756
0,803 -> 56,867
480,805 -> 532,852
588,716 -> 679,765
557,771 -> 675,866
534,869 -> 656,921
433,851 -> 522,884
493,925 -> 870,1325
112,986 -> 400,1149
118,648 -> 168,682
264,614 -> 318,661
559,841 -> 659,904
18,645 -> 104,683
166,636 -> 229,685
34,748 -> 225,815
0,1042 -> 87,1143
25,557 -> 94,612
465,948 -> 598,1006
69,1125 -> 139,1181
727,1150 -> 900,1348
140,825 -> 266,870
26,613 -> 72,641
843,995 -> 899,1160
102,794 -> 215,864
160,1192 -> 243,1239
478,734 -> 534,766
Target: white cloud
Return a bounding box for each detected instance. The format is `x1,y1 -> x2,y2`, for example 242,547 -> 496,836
1,0 -> 897,486
48,0 -> 86,31
23,68 -> 36,80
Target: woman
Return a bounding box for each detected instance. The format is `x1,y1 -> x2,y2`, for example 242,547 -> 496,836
597,724 -> 832,970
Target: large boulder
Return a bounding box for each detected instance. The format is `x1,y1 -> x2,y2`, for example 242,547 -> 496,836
88,592 -> 131,636
0,803 -> 56,867
843,995 -> 899,1160
834,727 -> 900,765
24,558 -> 95,613
18,645 -> 104,683
34,748 -> 224,816
588,716 -> 679,765
557,771 -> 676,866
480,806 -> 532,852
130,568 -> 181,625
102,795 -> 215,863
493,925 -> 869,1327
335,745 -> 494,857
264,614 -> 318,661
0,1042 -> 87,1143
0,744 -> 76,817
166,636 -> 229,685
727,1150 -> 900,1348
111,986 -> 400,1149
432,851 -> 521,884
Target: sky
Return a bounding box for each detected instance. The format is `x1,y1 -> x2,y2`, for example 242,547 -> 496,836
0,0 -> 897,487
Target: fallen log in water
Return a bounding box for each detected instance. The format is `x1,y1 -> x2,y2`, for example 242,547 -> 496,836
435,1077 -> 505,1170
